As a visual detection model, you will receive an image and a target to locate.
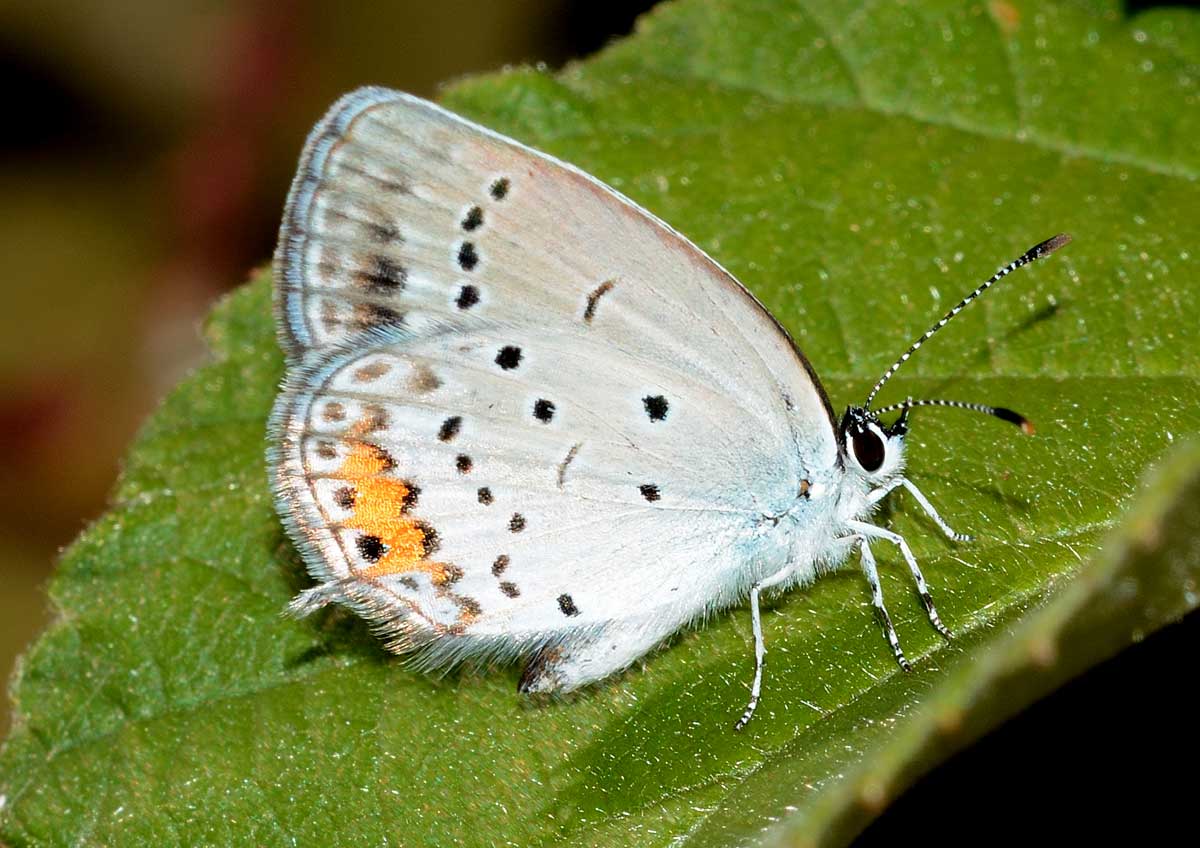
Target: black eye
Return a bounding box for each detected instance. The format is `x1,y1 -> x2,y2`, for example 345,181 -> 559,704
852,428 -> 885,472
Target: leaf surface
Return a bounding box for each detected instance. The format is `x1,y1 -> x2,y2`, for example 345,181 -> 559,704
3,2 -> 1199,845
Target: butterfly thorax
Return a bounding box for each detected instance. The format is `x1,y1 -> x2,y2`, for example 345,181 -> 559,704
765,405 -> 910,579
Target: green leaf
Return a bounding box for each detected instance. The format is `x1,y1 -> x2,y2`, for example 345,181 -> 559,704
3,2 -> 1199,845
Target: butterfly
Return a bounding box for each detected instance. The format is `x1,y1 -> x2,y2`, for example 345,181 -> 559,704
268,87 -> 1069,729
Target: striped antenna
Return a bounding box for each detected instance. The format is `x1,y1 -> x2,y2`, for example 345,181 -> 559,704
871,398 -> 1036,435
863,233 -> 1071,410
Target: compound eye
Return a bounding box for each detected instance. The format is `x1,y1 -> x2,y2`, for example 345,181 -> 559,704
851,428 -> 885,472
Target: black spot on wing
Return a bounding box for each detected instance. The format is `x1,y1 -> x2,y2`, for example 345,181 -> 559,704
461,206 -> 483,231
499,582 -> 520,598
354,255 -> 407,293
438,416 -> 462,442
477,487 -> 494,505
557,594 -> 580,617
456,285 -> 480,310
495,346 -> 522,370
457,242 -> 479,271
334,486 -> 356,509
639,484 -> 661,502
643,394 -> 669,422
492,554 -> 509,575
508,513 -> 525,533
533,399 -> 555,423
456,454 -> 473,474
357,534 -> 385,563
490,177 -> 510,200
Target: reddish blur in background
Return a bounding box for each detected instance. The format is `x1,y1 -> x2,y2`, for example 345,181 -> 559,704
1,4 -> 1194,841
0,0 -> 656,736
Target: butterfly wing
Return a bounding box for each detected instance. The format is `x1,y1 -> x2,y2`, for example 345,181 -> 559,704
270,88 -> 838,686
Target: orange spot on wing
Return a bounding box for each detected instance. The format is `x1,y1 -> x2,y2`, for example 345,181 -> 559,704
331,418 -> 478,627
337,426 -> 435,578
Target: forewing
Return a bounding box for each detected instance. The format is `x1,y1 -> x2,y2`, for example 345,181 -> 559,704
274,87 -> 834,448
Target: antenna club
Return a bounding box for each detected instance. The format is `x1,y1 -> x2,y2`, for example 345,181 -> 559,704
991,406 -> 1035,435
1029,233 -> 1072,260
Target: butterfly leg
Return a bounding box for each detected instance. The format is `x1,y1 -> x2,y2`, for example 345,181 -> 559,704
518,614 -> 684,695
900,478 -> 972,542
735,566 -> 796,731
849,520 -> 952,639
866,477 -> 971,542
854,534 -> 913,671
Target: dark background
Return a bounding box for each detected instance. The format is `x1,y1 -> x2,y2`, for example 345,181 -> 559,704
0,1 -> 1192,842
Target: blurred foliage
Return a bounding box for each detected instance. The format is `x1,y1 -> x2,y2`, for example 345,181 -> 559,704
1,1 -> 1198,845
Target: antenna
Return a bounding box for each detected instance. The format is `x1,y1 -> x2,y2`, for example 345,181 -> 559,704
863,233 -> 1072,410
871,398 -> 1035,435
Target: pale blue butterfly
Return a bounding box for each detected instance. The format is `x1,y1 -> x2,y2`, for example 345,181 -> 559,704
268,87 -> 1069,728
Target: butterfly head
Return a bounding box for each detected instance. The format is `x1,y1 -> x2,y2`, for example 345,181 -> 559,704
838,404 -> 908,482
